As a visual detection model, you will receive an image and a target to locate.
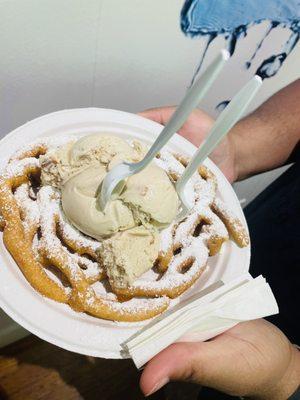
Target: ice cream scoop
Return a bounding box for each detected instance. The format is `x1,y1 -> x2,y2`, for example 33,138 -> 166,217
61,160 -> 178,239
99,226 -> 159,287
41,134 -> 179,286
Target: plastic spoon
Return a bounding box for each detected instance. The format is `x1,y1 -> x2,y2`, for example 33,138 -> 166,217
97,49 -> 230,210
176,75 -> 262,221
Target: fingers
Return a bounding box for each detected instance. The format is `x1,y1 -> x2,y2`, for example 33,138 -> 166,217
139,332 -> 248,397
140,342 -> 207,396
138,106 -> 176,126
139,106 -> 214,148
139,321 -> 299,399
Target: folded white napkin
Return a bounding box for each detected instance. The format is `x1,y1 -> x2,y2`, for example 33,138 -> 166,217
123,275 -> 279,368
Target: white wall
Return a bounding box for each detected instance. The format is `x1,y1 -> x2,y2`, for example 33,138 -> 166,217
0,0 -> 299,345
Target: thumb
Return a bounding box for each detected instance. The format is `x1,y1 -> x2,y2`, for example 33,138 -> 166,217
140,342 -> 209,397
138,106 -> 176,126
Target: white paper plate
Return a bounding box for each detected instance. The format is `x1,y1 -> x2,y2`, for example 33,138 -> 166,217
0,108 -> 250,358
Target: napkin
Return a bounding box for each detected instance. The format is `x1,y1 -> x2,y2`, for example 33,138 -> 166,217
123,275 -> 279,368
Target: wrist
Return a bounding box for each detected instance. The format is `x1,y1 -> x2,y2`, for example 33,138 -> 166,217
227,132 -> 240,182
228,113 -> 273,181
227,118 -> 253,182
247,345 -> 300,400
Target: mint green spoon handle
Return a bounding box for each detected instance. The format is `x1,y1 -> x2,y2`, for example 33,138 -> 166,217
98,50 -> 229,210
134,50 -> 230,169
176,75 -> 262,195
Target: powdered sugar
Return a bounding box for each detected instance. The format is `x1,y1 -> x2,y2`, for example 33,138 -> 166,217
212,198 -> 249,247
132,238 -> 209,292
57,206 -> 99,252
0,135 -> 249,322
32,233 -> 41,260
10,136 -> 76,162
159,223 -> 176,254
193,174 -> 216,205
38,186 -> 102,283
100,296 -> 168,314
2,158 -> 39,179
174,205 -> 228,249
14,184 -> 40,234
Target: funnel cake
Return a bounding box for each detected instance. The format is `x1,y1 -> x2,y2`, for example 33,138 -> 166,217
0,137 -> 249,322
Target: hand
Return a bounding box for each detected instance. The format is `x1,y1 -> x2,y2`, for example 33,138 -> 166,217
140,319 -> 300,399
139,106 -> 238,183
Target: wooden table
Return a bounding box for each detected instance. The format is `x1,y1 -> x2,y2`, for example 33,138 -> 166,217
0,335 -> 159,399
0,335 -> 200,400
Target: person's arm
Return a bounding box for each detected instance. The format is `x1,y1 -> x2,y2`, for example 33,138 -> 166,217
138,80 -> 300,399
140,79 -> 300,184
231,79 -> 300,181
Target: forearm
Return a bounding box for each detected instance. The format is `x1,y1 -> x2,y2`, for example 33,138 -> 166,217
230,79 -> 300,181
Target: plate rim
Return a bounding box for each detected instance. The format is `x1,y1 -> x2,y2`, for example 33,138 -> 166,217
0,107 -> 250,358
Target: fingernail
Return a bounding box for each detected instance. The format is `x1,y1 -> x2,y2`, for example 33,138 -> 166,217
146,377 -> 169,397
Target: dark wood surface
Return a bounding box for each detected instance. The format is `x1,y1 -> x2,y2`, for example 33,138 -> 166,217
0,335 -> 202,400
0,335 -> 166,400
